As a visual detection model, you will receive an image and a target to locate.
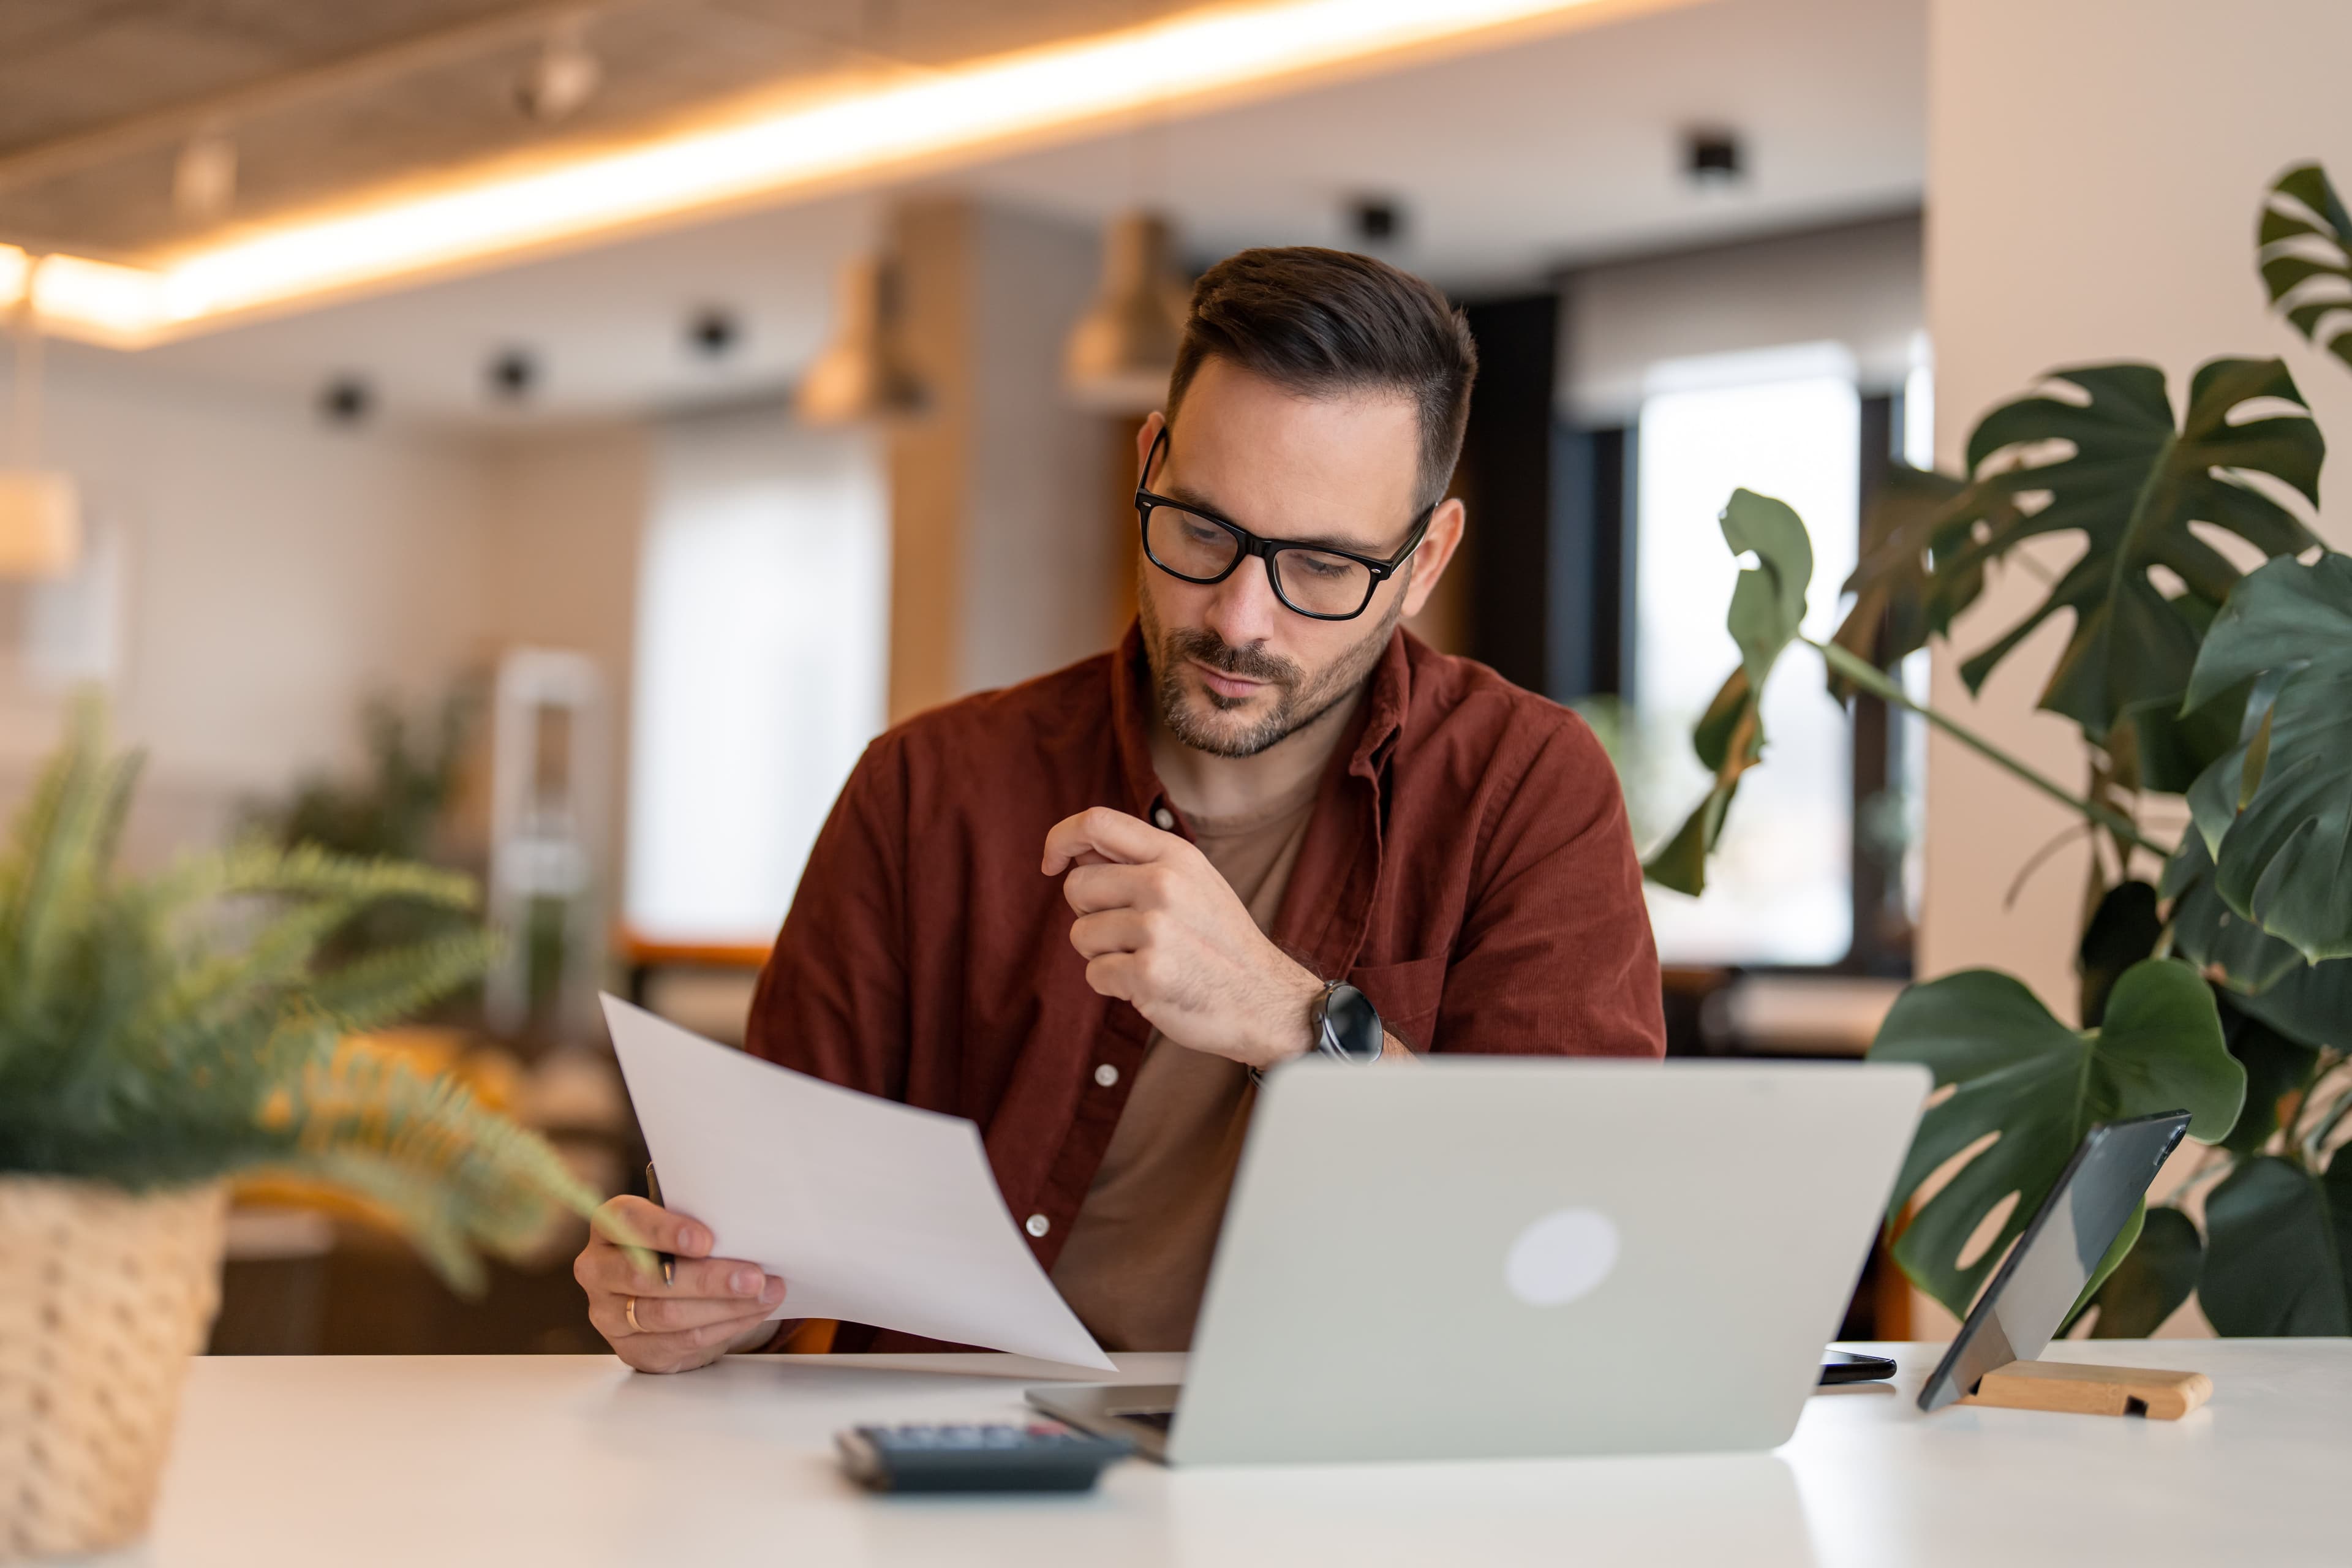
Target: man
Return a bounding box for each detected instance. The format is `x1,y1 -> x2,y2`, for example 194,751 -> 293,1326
576,247 -> 1665,1373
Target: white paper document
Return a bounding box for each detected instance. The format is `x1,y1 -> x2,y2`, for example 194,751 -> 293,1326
598,995 -> 1114,1371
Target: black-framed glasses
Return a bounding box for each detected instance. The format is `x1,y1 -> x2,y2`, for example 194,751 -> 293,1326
1134,428 -> 1434,622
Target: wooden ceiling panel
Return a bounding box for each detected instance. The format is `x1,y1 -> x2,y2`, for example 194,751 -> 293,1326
0,0 -> 1155,257
0,1 -> 545,153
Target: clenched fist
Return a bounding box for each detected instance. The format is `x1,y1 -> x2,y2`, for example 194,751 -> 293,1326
1042,806 -> 1322,1071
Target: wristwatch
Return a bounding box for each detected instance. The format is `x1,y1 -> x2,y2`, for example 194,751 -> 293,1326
1310,980 -> 1384,1063
1250,980 -> 1384,1085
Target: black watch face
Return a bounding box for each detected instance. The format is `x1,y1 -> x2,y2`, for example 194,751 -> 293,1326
1321,982 -> 1382,1061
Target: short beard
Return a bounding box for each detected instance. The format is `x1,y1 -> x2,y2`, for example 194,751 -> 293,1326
1139,571 -> 1408,760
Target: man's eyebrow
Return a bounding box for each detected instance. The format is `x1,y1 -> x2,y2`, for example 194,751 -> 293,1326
1158,482 -> 1394,556
1161,481 -> 1226,514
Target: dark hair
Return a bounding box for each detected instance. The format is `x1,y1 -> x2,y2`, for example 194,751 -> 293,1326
1166,247 -> 1479,510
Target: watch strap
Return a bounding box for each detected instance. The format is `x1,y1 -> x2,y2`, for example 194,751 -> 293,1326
1248,978 -> 1382,1087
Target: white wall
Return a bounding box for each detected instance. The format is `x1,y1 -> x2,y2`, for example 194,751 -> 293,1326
1922,0 -> 2352,1010
0,353 -> 661,899
1561,213 -> 1923,424
2,355 -> 494,867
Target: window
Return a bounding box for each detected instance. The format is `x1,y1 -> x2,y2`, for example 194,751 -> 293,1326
624,409 -> 888,945
1634,344 -> 1860,966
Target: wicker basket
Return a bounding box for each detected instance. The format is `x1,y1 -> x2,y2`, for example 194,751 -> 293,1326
0,1177 -> 228,1562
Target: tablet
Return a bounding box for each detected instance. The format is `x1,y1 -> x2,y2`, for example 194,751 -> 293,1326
1917,1110 -> 2191,1412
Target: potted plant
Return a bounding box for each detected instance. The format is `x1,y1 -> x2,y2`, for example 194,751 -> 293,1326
0,701 -> 602,1559
1652,162 -> 2352,1335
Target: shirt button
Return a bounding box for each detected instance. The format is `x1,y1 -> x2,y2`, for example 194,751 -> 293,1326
1152,807 -> 1175,830
1025,1214 -> 1050,1238
1094,1063 -> 1120,1088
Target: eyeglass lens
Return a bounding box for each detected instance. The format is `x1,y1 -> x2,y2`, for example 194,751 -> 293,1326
1143,503 -> 1373,617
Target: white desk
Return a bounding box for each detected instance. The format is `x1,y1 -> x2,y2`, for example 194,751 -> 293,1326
130,1340 -> 2348,1567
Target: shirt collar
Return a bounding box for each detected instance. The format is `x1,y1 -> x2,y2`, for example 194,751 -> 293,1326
1109,619 -> 1414,815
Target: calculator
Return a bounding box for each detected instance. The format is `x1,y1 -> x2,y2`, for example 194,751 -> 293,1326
834,1421 -> 1134,1493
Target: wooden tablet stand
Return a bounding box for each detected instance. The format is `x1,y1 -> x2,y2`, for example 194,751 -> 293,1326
1960,1360 -> 2212,1420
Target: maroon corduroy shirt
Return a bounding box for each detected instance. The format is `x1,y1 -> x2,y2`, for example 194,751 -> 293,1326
744,622 -> 1665,1352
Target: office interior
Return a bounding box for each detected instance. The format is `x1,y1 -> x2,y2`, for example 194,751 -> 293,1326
1,0 -> 2345,1385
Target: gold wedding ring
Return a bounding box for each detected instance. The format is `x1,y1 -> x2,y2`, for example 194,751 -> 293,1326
624,1295 -> 643,1333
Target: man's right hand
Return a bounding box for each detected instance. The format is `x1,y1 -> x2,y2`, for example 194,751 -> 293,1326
575,1196 -> 786,1374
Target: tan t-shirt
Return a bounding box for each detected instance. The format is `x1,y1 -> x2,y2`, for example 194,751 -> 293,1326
1047,774 -> 1321,1352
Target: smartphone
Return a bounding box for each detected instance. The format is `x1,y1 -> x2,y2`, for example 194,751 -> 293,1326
1820,1349 -> 1897,1384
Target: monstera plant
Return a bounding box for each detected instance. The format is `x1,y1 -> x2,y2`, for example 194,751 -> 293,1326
1652,162 -> 2352,1336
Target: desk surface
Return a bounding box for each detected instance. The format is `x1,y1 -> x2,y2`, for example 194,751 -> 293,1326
131,1340 -> 2350,1567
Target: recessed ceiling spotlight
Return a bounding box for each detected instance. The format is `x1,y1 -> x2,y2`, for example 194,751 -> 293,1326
173,126 -> 238,221
489,349 -> 538,402
319,375 -> 374,427
1684,128 -> 1744,186
1349,196 -> 1406,245
517,21 -> 603,125
688,306 -> 742,358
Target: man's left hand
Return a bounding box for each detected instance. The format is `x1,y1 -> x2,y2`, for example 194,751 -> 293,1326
1042,807 -> 1321,1070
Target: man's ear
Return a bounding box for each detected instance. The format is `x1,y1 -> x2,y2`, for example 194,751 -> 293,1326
1134,411 -> 1167,482
1399,497 -> 1466,619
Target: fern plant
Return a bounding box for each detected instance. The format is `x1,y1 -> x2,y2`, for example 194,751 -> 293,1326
0,698 -> 599,1292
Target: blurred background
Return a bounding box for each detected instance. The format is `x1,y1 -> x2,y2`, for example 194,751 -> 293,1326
1,0 -> 2340,1352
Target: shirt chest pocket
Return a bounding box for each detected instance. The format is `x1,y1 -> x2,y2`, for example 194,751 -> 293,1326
1344,954 -> 1449,1051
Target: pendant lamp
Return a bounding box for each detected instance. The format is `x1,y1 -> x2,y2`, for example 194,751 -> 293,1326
1064,211 -> 1189,415
794,255 -> 926,426
1,268 -> 81,581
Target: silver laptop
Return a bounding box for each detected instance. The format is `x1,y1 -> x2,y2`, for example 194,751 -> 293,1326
1029,1057 -> 1928,1464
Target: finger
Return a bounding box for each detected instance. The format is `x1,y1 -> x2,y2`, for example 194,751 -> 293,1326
579,1237 -> 777,1297
594,1195 -> 714,1257
586,1274 -> 783,1341
586,1245 -> 779,1299
622,1313 -> 774,1371
1042,807 -> 1176,875
1083,951 -> 1142,1003
657,1257 -> 781,1300
622,1283 -> 786,1335
1069,910 -> 1148,960
587,1289 -> 658,1343
1061,862 -> 1166,916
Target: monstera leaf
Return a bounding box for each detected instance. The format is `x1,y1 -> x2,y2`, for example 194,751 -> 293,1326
1868,959 -> 2244,1319
2182,552 -> 2352,965
2233,959 -> 2352,1057
2201,1153 -> 2352,1335
2166,830 -> 2352,1055
2084,1205 -> 2203,1338
2166,831 -> 2303,990
2261,163 -> 2352,373
1826,464 -> 1972,700
1642,490 -> 1812,895
1920,360 -> 2321,747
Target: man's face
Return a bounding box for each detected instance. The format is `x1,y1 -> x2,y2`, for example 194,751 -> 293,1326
1136,356 -> 1459,760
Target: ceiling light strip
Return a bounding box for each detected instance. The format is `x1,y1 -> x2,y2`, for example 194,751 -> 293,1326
19,0 -> 1644,345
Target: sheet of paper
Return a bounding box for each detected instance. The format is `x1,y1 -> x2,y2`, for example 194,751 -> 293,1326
598,995 -> 1114,1371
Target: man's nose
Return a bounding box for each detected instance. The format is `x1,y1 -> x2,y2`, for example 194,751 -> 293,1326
1200,552 -> 1286,648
